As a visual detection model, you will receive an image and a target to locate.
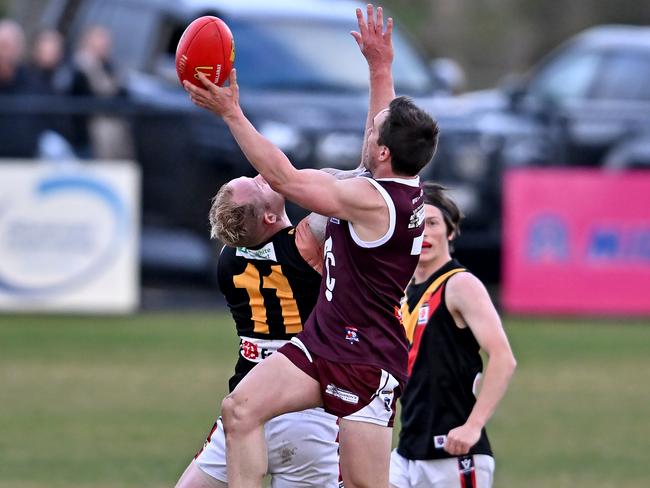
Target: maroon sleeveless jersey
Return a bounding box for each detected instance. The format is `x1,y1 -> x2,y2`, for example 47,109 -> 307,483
297,176 -> 425,383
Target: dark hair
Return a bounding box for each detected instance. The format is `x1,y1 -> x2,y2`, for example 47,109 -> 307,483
378,96 -> 439,176
422,182 -> 463,247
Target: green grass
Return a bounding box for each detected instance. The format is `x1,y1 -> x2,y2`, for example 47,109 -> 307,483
0,313 -> 648,487
0,314 -> 236,488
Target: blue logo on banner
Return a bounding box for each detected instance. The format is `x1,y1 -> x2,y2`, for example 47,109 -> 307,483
527,214 -> 569,263
0,174 -> 129,296
587,227 -> 650,262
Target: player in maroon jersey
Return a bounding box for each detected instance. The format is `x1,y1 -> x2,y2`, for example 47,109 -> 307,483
184,5 -> 439,488
390,183 -> 516,488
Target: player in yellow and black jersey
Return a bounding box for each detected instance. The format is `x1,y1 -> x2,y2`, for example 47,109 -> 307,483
175,173 -> 341,488
218,225 -> 320,341
217,223 -> 322,391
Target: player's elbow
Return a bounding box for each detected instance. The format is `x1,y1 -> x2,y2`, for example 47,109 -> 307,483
490,345 -> 517,379
263,170 -> 289,193
503,351 -> 517,379
264,167 -> 299,196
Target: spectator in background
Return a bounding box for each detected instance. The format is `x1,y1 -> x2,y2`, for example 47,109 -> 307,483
67,24 -> 134,160
0,19 -> 26,89
30,28 -> 67,94
0,19 -> 41,158
27,27 -> 79,160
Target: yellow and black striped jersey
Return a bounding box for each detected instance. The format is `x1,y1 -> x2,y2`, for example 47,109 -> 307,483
217,226 -> 321,341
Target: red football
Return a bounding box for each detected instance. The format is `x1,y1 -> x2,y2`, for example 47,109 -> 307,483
175,16 -> 235,88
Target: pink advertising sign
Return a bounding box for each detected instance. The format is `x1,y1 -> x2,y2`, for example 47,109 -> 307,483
502,169 -> 650,315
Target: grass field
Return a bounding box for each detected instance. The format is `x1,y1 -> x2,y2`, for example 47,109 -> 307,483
1,312 -> 649,488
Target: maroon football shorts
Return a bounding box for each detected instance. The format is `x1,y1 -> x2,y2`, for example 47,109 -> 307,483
278,338 -> 401,427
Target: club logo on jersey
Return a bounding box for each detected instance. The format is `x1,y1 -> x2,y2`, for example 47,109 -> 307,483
241,340 -> 260,360
344,326 -> 359,344
236,242 -> 277,261
418,303 -> 429,325
434,435 -> 447,449
329,217 -> 340,224
240,340 -> 273,362
325,384 -> 359,404
408,202 -> 425,229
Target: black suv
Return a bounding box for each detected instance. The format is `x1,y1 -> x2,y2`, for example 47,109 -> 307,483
497,24 -> 650,170
419,25 -> 650,279
38,0 -> 451,281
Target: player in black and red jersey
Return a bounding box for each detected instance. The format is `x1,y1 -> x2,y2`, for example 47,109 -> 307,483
184,5 -> 439,487
390,183 -> 516,488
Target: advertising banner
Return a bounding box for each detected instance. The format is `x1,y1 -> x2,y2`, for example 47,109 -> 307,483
502,169 -> 650,315
0,161 -> 140,313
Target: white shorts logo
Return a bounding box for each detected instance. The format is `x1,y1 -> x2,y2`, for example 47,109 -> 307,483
325,384 -> 359,404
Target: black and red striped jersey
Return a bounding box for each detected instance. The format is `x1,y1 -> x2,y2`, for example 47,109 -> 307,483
397,259 -> 493,460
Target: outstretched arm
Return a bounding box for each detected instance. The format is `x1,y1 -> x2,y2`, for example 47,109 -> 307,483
184,71 -> 385,227
351,4 -> 395,165
443,272 -> 517,456
184,5 -> 394,238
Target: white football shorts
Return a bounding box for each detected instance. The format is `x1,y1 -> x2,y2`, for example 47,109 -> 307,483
195,408 -> 340,487
389,449 -> 495,488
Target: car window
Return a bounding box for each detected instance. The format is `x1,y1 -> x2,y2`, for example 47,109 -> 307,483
232,19 -> 435,94
593,51 -> 650,101
160,17 -> 436,95
528,49 -> 603,103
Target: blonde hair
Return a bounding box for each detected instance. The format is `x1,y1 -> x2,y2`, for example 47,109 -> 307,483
209,185 -> 259,247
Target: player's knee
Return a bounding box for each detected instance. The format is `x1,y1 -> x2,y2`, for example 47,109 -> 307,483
220,393 -> 256,434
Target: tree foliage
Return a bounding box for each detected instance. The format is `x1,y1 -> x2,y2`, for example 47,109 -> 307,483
382,0 -> 650,88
